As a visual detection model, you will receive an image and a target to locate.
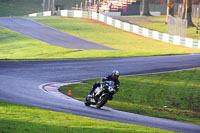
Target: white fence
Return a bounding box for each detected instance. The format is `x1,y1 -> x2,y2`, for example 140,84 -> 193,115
29,10 -> 200,49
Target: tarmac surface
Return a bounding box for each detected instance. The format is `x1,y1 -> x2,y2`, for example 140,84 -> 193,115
112,16 -> 165,23
0,17 -> 115,50
1,55 -> 200,133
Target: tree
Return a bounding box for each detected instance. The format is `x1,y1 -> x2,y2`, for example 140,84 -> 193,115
166,0 -> 195,27
142,0 -> 151,16
166,0 -> 175,23
180,0 -> 195,27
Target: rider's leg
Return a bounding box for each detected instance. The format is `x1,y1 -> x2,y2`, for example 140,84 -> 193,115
89,82 -> 100,95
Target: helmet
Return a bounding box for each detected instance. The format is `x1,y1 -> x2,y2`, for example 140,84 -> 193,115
112,70 -> 120,80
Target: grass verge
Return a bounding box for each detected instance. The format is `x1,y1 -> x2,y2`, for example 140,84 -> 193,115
0,101 -> 173,133
59,69 -> 200,125
1,16 -> 200,60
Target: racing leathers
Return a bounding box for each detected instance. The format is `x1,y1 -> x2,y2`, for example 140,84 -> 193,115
88,75 -> 120,96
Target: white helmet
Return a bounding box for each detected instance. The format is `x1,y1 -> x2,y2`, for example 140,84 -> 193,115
112,70 -> 120,80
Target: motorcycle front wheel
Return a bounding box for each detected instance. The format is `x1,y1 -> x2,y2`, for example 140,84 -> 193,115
96,93 -> 108,109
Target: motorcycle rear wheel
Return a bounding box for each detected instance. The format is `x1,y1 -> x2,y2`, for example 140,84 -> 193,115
84,97 -> 91,106
85,102 -> 91,106
96,94 -> 108,109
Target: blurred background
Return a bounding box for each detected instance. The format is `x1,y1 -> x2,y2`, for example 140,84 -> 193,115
0,0 -> 82,16
0,0 -> 166,17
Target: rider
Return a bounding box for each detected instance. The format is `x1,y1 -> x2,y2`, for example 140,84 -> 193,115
87,70 -> 120,98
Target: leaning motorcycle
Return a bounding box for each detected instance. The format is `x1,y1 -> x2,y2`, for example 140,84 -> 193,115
84,81 -> 117,109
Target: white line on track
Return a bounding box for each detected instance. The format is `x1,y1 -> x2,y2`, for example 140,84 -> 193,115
39,67 -> 200,101
39,81 -> 85,100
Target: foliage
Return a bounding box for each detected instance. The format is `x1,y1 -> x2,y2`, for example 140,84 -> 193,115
0,101 -> 172,132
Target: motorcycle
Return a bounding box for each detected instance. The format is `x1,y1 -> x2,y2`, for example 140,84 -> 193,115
84,81 -> 117,109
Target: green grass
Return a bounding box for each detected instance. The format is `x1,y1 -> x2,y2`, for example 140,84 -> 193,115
59,69 -> 200,124
0,101 -> 173,133
36,17 -> 200,53
35,17 -> 186,54
1,16 -> 200,60
122,15 -> 167,22
0,26 -> 76,60
129,20 -> 167,33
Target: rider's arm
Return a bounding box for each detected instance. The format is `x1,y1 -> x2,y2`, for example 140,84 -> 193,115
101,77 -> 108,82
114,84 -> 119,92
114,81 -> 120,92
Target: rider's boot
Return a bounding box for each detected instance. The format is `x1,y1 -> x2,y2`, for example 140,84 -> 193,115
87,94 -> 92,98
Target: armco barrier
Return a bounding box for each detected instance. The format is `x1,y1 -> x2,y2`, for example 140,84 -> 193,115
29,10 -> 200,49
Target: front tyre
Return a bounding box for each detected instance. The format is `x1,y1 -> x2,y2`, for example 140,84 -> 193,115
96,93 -> 108,109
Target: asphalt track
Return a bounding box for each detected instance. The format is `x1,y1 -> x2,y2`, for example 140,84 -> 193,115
112,16 -> 165,23
0,17 -> 115,50
0,17 -> 200,132
1,56 -> 200,132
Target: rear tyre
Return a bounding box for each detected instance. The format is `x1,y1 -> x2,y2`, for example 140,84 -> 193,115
85,102 -> 91,106
84,97 -> 91,106
96,94 -> 108,109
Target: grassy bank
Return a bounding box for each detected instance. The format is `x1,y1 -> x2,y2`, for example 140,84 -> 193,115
36,16 -> 200,53
0,101 -> 173,133
1,16 -> 200,60
0,26 -> 75,60
59,69 -> 200,124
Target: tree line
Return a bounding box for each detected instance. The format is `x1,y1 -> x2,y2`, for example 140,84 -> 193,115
141,0 -> 200,27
